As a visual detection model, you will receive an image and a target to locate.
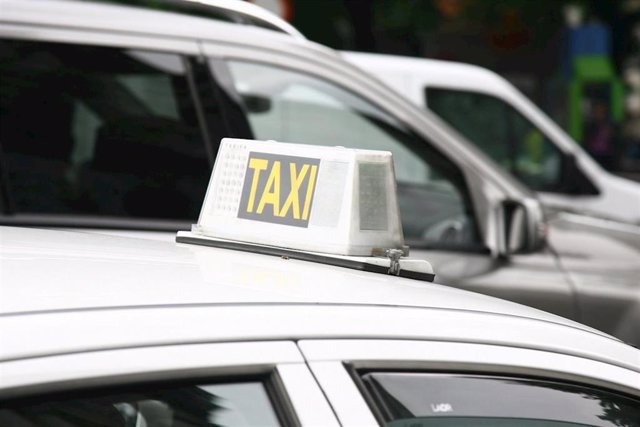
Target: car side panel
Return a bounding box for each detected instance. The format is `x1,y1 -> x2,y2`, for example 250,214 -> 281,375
411,249 -> 576,320
548,215 -> 640,346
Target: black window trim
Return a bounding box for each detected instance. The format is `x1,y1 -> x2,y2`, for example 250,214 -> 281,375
205,57 -> 255,141
0,213 -> 191,232
0,138 -> 14,214
183,56 -> 216,166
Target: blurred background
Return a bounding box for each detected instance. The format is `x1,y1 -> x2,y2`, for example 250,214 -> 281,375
102,0 -> 640,180
245,0 -> 640,181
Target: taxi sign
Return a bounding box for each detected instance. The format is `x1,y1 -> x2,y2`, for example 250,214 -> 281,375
177,138 -> 434,281
237,151 -> 319,228
190,138 -> 404,255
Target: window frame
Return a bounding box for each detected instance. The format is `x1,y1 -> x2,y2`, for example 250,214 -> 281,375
0,29 -> 233,229
0,341 -> 338,427
210,57 -> 487,253
0,140 -> 12,214
298,339 -> 640,425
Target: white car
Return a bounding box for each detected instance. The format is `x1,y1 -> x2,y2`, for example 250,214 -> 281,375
1,0 -> 639,347
1,225 -> 639,426
343,51 -> 640,226
1,139 -> 639,426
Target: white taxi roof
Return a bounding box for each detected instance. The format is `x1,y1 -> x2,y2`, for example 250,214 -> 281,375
1,226 -> 638,374
0,226 -> 546,316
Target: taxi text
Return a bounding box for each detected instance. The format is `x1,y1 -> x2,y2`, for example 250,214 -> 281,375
238,152 -> 319,227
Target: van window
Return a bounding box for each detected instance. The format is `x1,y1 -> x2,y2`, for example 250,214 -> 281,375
0,39 -> 211,221
426,88 -> 563,192
225,61 -> 483,250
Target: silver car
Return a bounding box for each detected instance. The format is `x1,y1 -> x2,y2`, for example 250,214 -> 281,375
0,225 -> 638,425
0,0 -> 638,345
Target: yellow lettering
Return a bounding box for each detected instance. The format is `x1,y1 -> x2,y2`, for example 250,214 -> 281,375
246,158 -> 268,213
302,164 -> 318,220
279,163 -> 309,219
257,161 -> 281,215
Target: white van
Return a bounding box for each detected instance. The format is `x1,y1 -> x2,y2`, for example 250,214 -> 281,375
343,52 -> 640,225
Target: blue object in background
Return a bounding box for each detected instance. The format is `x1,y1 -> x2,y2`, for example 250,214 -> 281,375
562,23 -> 611,78
569,24 -> 610,56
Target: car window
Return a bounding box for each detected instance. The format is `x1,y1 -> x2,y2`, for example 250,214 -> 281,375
225,61 -> 482,250
361,372 -> 640,427
426,88 -> 563,192
0,39 -> 212,221
0,380 -> 282,426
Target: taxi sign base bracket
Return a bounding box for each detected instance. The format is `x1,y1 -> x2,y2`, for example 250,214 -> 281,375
176,232 -> 435,282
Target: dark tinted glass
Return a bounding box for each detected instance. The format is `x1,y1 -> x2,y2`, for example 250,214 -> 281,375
0,381 -> 281,426
0,39 -> 211,220
426,88 -> 563,192
362,372 -> 640,427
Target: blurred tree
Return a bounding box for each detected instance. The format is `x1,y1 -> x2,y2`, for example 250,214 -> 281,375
344,0 -> 376,51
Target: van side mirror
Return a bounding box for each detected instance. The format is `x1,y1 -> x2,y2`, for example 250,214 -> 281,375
241,93 -> 272,114
500,198 -> 546,255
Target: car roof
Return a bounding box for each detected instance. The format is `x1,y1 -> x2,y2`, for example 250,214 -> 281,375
0,0 -> 318,53
0,226 -> 560,317
342,51 -> 518,100
1,226 -> 638,374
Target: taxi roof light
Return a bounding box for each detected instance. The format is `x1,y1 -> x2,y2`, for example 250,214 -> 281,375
177,138 -> 434,281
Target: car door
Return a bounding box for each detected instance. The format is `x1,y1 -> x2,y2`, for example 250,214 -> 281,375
198,43 -> 576,320
546,213 -> 640,346
299,339 -> 640,426
0,341 -> 338,426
